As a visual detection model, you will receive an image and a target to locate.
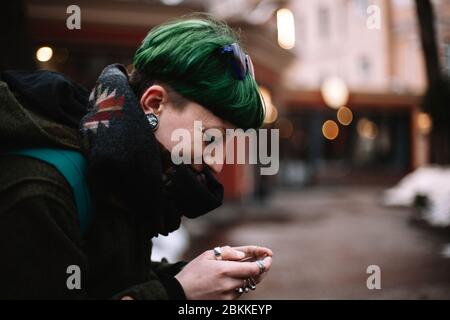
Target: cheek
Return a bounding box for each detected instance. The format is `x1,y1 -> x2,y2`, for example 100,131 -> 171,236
153,113 -> 184,151
154,113 -> 196,156
153,129 -> 172,151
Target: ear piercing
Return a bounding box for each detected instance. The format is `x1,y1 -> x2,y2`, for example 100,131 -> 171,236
146,113 -> 159,131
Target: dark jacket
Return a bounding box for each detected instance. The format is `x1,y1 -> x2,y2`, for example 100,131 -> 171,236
0,74 -> 186,300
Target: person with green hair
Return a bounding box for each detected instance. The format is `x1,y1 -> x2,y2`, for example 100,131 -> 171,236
0,14 -> 273,300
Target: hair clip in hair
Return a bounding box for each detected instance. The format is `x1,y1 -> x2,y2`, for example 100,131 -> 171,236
220,43 -> 255,80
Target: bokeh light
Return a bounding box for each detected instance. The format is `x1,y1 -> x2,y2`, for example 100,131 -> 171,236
321,76 -> 349,109
277,117 -> 294,139
357,118 -> 378,140
417,112 -> 432,135
337,106 -> 353,126
261,86 -> 278,124
322,120 -> 339,140
36,46 -> 53,62
277,8 -> 296,50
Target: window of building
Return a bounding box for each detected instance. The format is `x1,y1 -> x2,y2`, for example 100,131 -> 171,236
339,1 -> 348,37
358,56 -> 371,80
318,6 -> 330,40
296,15 -> 307,46
353,0 -> 369,16
392,0 -> 412,9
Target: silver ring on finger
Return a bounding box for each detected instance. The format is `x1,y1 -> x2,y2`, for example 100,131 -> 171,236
236,279 -> 246,295
213,247 -> 222,261
243,279 -> 250,293
248,277 -> 257,290
255,260 -> 265,275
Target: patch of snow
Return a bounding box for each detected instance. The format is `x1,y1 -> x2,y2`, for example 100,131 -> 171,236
151,224 -> 190,262
383,166 -> 450,226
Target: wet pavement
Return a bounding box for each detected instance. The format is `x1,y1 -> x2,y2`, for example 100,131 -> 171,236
183,186 -> 450,299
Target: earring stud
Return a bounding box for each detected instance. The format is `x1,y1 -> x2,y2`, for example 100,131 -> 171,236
146,113 -> 159,131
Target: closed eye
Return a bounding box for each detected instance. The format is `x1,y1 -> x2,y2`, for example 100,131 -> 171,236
205,134 -> 216,145
203,127 -> 225,145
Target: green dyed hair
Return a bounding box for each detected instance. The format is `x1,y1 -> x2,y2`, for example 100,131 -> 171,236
133,14 -> 265,129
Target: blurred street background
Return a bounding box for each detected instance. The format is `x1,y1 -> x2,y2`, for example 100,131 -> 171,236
2,0 -> 450,299
182,186 -> 450,299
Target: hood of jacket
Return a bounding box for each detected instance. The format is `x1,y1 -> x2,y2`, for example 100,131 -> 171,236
0,70 -> 88,152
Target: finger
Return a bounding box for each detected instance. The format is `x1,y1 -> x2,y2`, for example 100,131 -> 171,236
261,256 -> 272,273
220,246 -> 246,261
248,257 -> 272,279
251,272 -> 266,284
224,284 -> 246,300
220,256 -> 273,278
232,288 -> 245,300
224,291 -> 241,300
231,245 -> 273,259
206,246 -> 245,261
224,279 -> 256,299
222,278 -> 247,293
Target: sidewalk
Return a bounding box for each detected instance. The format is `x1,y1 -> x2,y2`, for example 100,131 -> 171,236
184,186 -> 450,299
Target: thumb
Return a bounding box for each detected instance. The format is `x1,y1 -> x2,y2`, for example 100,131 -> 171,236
220,246 -> 246,261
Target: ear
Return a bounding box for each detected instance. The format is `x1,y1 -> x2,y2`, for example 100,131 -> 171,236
140,85 -> 168,115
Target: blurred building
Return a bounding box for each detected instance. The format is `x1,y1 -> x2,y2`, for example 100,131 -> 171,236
273,0 -> 450,187
286,0 -> 396,92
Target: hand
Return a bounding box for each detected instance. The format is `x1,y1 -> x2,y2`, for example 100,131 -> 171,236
231,245 -> 273,285
175,246 -> 273,300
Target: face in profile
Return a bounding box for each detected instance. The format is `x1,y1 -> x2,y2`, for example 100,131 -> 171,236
140,84 -> 236,174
